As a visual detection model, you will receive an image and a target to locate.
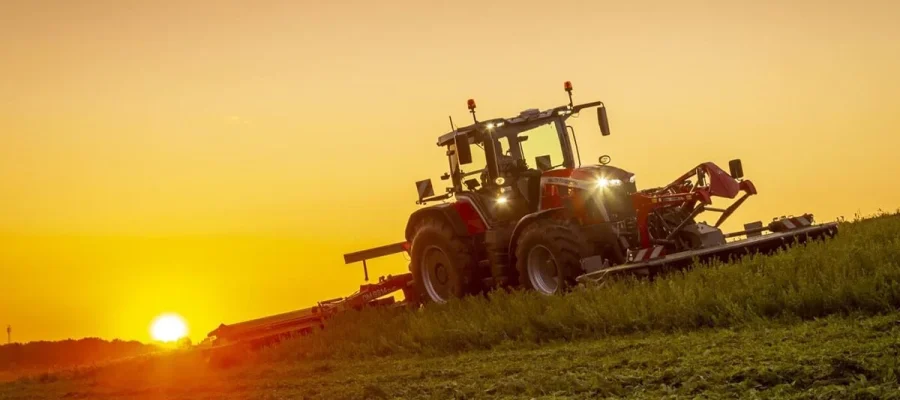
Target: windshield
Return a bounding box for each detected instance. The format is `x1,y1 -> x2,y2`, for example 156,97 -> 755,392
445,118 -> 571,193
499,120 -> 567,170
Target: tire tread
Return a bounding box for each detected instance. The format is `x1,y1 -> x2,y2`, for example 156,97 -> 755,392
515,218 -> 591,293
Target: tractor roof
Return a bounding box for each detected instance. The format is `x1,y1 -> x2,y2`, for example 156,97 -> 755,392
436,106 -> 567,147
436,100 -> 604,147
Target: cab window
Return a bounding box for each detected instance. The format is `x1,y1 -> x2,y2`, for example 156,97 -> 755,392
517,121 -> 564,170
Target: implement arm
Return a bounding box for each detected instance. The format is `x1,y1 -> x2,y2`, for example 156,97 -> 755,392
343,241 -> 410,281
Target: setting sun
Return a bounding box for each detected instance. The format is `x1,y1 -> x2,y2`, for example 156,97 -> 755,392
150,314 -> 188,342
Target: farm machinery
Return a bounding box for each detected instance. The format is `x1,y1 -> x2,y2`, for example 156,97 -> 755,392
344,81 -> 839,303
205,274 -> 415,347
204,82 -> 838,347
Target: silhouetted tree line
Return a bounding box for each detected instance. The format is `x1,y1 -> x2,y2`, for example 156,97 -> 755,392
0,338 -> 159,371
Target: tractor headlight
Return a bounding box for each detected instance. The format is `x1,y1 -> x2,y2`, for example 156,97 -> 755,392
496,196 -> 508,205
596,178 -> 623,188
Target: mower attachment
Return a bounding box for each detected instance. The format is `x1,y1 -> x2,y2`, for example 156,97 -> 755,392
577,215 -> 839,283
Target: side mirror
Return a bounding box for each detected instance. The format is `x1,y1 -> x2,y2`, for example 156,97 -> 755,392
415,179 -> 434,201
455,135 -> 473,165
728,159 -> 744,179
597,105 -> 610,136
536,155 -> 552,171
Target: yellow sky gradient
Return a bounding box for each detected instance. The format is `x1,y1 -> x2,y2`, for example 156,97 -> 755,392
2,0 -> 899,343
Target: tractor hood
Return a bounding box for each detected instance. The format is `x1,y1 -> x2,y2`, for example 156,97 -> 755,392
541,164 -> 636,188
537,164 -> 638,223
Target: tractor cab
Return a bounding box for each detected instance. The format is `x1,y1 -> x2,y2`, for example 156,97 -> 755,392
440,109 -> 576,220
415,83 -> 612,227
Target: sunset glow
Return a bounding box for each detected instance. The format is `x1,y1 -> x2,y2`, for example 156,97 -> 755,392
150,314 -> 188,343
1,1 -> 898,344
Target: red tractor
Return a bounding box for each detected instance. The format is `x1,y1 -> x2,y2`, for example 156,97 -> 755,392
344,82 -> 837,303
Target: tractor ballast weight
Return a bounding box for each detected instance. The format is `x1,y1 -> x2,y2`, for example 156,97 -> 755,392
343,82 -> 838,303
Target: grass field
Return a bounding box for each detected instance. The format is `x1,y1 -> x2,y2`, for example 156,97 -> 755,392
2,212 -> 899,399
3,312 -> 900,399
275,211 -> 900,360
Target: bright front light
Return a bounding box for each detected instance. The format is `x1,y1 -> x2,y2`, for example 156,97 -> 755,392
496,196 -> 508,204
486,123 -> 495,129
596,177 -> 623,188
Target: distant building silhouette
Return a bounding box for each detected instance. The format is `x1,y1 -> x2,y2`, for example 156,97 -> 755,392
5,325 -> 9,344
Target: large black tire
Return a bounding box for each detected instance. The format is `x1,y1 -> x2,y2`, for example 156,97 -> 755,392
409,217 -> 478,304
515,218 -> 591,295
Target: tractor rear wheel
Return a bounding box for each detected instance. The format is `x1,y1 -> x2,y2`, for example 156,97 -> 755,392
409,217 -> 477,304
515,219 -> 590,295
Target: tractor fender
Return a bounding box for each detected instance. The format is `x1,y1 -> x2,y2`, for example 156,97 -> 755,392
507,207 -> 566,259
405,203 -> 484,241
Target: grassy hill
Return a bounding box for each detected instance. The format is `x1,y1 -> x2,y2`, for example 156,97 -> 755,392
272,211 -> 900,360
3,312 -> 899,399
2,212 -> 899,399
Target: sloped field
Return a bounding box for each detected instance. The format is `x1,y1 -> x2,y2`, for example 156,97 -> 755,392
5,308 -> 900,399
4,213 -> 900,400
264,212 -> 900,361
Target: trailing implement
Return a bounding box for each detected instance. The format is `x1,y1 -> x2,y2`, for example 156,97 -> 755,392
345,81 -> 838,303
204,274 -> 415,347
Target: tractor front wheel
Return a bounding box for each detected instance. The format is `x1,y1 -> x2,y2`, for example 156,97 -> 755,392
409,218 -> 477,304
515,219 -> 590,295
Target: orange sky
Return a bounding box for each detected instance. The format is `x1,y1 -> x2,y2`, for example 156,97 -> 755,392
2,0 -> 899,343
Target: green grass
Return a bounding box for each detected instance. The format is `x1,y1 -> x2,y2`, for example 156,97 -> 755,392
3,212 -> 900,399
4,312 -> 900,399
268,212 -> 900,360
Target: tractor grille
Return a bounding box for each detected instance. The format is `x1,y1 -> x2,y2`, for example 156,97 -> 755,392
597,185 -> 636,223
